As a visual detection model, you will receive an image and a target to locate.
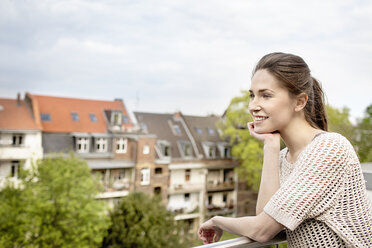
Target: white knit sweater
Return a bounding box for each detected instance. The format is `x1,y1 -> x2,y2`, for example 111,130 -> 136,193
264,132 -> 372,248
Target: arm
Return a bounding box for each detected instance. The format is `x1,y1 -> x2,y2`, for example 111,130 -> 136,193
198,212 -> 284,244
247,122 -> 281,215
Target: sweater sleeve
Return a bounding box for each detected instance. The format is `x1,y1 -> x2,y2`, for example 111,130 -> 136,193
264,133 -> 350,231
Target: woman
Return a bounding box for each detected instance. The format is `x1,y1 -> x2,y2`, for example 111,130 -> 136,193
198,52 -> 372,247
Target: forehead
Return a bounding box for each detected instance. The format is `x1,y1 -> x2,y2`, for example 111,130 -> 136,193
250,69 -> 282,91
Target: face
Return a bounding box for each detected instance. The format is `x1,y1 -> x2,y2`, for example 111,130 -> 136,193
249,69 -> 297,134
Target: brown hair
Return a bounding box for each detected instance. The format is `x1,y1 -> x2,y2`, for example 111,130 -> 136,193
253,52 -> 328,131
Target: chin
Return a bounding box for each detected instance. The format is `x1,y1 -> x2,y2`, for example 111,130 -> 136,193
254,125 -> 276,134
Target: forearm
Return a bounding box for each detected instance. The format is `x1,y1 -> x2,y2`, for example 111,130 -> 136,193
211,213 -> 283,242
256,145 -> 280,215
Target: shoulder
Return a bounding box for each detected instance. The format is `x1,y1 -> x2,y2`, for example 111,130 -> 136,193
311,132 -> 357,162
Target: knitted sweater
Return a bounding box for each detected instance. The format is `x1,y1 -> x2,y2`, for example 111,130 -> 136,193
264,132 -> 372,248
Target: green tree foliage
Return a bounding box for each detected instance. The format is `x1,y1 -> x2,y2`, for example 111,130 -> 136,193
217,90 -> 263,191
326,105 -> 355,142
0,154 -> 110,248
355,104 -> 372,162
102,192 -> 189,248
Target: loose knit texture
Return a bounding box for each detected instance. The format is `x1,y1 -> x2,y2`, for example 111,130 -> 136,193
264,132 -> 372,248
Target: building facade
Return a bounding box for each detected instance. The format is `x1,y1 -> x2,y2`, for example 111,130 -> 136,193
0,94 -> 43,187
134,111 -> 239,233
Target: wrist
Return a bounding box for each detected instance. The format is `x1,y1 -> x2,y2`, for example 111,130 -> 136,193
263,142 -> 280,151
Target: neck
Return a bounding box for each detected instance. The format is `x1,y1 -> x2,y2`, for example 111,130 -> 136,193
280,118 -> 323,156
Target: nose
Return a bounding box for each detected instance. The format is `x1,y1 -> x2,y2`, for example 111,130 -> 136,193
248,98 -> 261,113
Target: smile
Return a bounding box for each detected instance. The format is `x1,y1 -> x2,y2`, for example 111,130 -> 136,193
254,116 -> 269,121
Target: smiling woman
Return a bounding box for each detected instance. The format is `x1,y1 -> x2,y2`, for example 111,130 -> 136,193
197,52 -> 372,248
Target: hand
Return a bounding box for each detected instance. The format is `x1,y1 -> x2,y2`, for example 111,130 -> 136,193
198,218 -> 223,244
247,122 -> 280,148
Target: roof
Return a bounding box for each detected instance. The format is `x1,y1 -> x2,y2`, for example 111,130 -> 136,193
0,97 -> 41,131
28,93 -> 133,133
182,114 -> 224,157
134,112 -> 195,158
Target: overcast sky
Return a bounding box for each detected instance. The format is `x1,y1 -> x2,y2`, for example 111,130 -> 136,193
0,0 -> 371,123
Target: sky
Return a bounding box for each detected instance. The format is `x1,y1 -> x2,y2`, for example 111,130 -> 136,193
0,0 -> 371,123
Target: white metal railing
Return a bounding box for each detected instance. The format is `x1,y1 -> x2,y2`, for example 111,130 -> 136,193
192,231 -> 286,248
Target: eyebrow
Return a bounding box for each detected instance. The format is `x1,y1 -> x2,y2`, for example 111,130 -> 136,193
249,89 -> 274,93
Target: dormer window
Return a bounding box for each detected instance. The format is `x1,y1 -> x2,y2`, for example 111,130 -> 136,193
178,141 -> 193,158
218,143 -> 231,159
95,138 -> 107,152
202,142 -> 217,159
76,137 -> 89,153
40,113 -> 51,122
71,112 -> 79,122
157,140 -> 171,158
111,111 -> 122,126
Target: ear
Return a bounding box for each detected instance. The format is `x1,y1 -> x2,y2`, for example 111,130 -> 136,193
294,93 -> 308,112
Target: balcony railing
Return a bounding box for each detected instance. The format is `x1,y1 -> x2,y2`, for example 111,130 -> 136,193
207,181 -> 235,192
192,231 -> 286,248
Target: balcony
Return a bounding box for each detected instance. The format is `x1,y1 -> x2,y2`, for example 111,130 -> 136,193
207,181 -> 235,192
168,183 -> 204,194
206,203 -> 234,216
192,231 -> 286,248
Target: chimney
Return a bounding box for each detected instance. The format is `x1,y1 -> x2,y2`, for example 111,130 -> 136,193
17,93 -> 21,106
173,111 -> 182,121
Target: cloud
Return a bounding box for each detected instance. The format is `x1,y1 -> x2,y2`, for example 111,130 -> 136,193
0,0 -> 371,121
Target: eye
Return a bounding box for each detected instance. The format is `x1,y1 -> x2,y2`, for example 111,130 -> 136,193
263,94 -> 272,98
249,92 -> 255,98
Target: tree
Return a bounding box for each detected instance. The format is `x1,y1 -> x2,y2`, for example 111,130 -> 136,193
0,154 -> 110,248
326,105 -> 355,142
355,104 -> 372,162
217,90 -> 263,191
102,192 -> 189,248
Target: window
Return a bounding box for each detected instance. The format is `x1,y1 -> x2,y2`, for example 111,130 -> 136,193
96,138 -> 107,152
173,125 -> 181,135
178,141 -> 193,158
76,137 -> 89,153
116,138 -> 127,153
218,143 -> 231,158
154,186 -> 161,195
185,169 -> 191,182
122,115 -> 129,124
140,168 -> 150,185
89,113 -> 97,122
71,112 -> 79,121
143,144 -> 150,154
155,167 -> 163,175
184,193 -> 190,201
168,120 -> 182,135
112,112 -> 122,126
208,195 -> 213,205
223,193 -> 227,203
140,123 -> 148,132
195,127 -> 202,134
40,113 -> 51,122
113,169 -> 126,181
157,141 -> 171,158
208,146 -> 216,158
11,161 -> 20,178
202,142 -> 217,158
207,128 -> 215,135
12,134 -> 23,146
